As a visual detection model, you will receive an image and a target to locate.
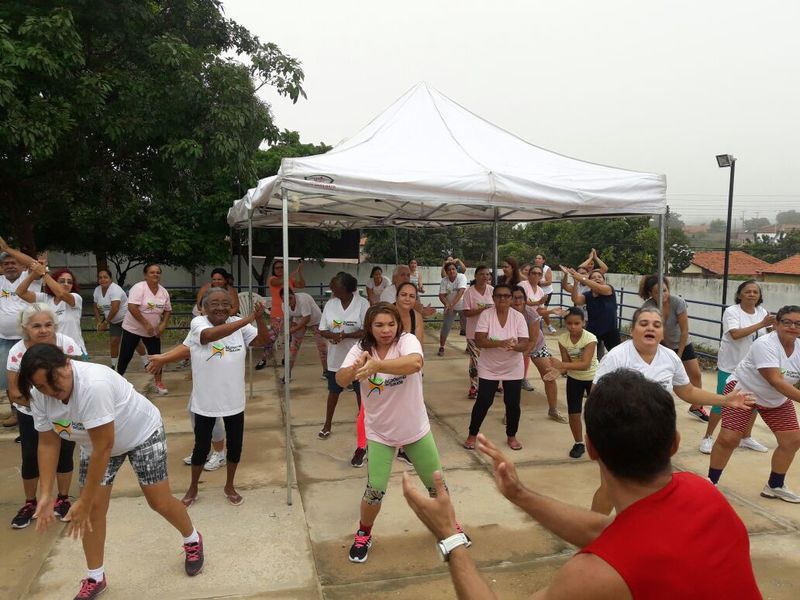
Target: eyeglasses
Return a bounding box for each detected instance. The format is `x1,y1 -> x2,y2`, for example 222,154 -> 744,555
779,319 -> 800,328
493,293 -> 512,299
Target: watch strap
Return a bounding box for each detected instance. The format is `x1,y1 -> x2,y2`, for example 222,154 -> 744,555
438,532 -> 469,560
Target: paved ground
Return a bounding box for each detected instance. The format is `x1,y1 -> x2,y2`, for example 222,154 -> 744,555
2,331 -> 800,599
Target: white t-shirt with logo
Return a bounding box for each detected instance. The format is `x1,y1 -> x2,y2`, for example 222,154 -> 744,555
93,283 -> 128,324
34,292 -> 86,354
717,304 -> 770,373
731,331 -> 800,408
341,333 -> 428,447
319,294 -> 370,371
288,292 -> 321,327
0,273 -> 41,339
475,308 -> 529,380
7,333 -> 82,415
439,273 -> 468,311
31,361 -> 161,455
594,340 -> 690,392
184,315 -> 258,417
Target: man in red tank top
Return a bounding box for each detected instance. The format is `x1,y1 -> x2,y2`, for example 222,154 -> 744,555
403,368 -> 761,599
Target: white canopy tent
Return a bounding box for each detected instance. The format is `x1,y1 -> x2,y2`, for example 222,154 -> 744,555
227,83 -> 668,504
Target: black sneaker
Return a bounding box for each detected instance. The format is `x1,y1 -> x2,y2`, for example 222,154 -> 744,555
183,532 -> 204,576
53,495 -> 71,521
688,407 -> 710,422
255,359 -> 267,371
348,529 -> 372,563
569,443 -> 586,459
11,499 -> 37,529
396,449 -> 413,467
350,447 -> 367,468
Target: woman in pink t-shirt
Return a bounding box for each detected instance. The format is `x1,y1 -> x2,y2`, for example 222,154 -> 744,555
462,266 -> 493,399
118,263 -> 172,394
465,283 -> 530,451
336,303 -> 464,564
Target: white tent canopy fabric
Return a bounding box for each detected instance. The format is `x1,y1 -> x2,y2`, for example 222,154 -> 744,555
227,83 -> 666,229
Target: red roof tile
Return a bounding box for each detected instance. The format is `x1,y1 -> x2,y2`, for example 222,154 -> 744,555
689,251 -> 772,276
760,254 -> 800,275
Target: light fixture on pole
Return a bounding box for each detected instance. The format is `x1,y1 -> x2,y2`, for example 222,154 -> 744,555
716,154 -> 736,310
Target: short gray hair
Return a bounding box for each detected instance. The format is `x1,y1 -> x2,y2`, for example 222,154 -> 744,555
17,303 -> 59,338
201,286 -> 230,310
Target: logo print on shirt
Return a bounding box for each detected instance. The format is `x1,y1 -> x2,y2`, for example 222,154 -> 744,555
367,375 -> 385,396
332,319 -> 344,331
1,289 -> 11,298
147,301 -> 157,309
52,419 -> 72,440
207,342 -> 225,360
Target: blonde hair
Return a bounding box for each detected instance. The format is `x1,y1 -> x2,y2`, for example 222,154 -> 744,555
17,303 -> 59,339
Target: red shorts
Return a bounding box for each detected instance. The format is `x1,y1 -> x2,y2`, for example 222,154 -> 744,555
721,380 -> 799,433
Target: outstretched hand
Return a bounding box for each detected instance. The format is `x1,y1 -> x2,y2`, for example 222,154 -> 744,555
402,471 -> 458,540
476,434 -> 525,502
355,354 -> 381,380
724,389 -> 755,410
145,354 -> 166,374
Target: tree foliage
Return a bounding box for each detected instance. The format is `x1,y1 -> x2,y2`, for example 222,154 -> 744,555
743,217 -> 770,231
738,230 -> 800,264
776,210 -> 800,225
0,1 -> 306,284
365,216 -> 686,275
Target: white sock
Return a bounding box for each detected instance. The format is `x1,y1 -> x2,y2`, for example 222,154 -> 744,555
87,566 -> 104,581
183,528 -> 200,544
141,353 -> 149,365
110,358 -> 118,368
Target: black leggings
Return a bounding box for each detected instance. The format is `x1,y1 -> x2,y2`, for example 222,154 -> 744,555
469,378 -> 522,437
192,412 -> 244,466
594,330 -> 621,360
19,411 -> 75,479
117,328 -> 161,375
566,378 -> 593,414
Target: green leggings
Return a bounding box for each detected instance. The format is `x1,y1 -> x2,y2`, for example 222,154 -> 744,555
364,431 -> 443,504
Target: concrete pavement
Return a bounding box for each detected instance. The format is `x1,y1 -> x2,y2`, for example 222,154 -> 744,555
2,331 -> 800,599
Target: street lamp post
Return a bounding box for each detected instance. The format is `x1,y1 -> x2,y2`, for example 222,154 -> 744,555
716,154 -> 736,308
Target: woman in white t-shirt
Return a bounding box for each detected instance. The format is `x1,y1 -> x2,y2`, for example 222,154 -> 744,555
117,263 -> 172,394
284,288 -> 326,376
336,303 -> 464,564
6,303 -> 80,530
462,266 -> 493,399
408,259 -> 425,293
700,280 -> 775,454
18,344 -> 204,596
708,305 -> 800,503
318,272 -> 370,439
366,266 -> 389,306
437,262 -> 468,357
465,283 -> 530,452
592,306 -> 753,513
93,268 -> 137,371
16,262 -> 87,355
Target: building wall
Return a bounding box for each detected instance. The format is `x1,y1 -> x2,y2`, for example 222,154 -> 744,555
762,273 -> 800,285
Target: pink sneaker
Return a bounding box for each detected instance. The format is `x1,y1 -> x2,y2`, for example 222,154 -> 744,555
183,532 -> 204,576
74,575 -> 107,599
155,382 -> 169,396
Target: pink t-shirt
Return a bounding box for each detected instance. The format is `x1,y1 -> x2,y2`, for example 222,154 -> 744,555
462,284 -> 494,339
519,280 -> 544,306
341,333 -> 429,447
121,281 -> 172,337
475,308 -> 528,380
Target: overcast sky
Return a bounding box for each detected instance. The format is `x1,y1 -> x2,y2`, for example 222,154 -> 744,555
223,0 -> 800,225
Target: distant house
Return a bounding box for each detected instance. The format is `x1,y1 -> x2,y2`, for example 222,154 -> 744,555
754,223 -> 800,243
760,255 -> 800,284
682,251 -> 772,279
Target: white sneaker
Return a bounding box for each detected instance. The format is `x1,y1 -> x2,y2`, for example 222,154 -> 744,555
547,325 -> 557,334
520,379 -> 534,392
761,484 -> 800,503
739,437 -> 769,453
204,451 -> 227,471
154,382 -> 169,395
699,436 -> 714,454
183,454 -> 193,465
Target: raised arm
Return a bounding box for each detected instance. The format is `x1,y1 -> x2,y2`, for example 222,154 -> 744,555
291,260 -> 306,288
591,249 -> 609,274
199,302 -> 264,345
0,237 -> 35,268
13,268 -> 42,303
728,313 -> 775,340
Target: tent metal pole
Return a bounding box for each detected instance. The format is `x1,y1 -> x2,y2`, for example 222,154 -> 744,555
393,226 -> 399,265
282,188 -> 294,506
492,208 -> 499,282
657,211 -> 666,314
228,226 -> 235,288
248,215 -> 254,401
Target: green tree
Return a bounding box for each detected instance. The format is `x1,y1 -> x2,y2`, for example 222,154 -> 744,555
708,219 -> 727,233
776,210 -> 800,225
0,1 -> 305,283
739,230 -> 800,264
744,217 -> 770,231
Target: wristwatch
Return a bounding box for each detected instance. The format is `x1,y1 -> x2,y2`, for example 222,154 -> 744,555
437,532 -> 470,561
